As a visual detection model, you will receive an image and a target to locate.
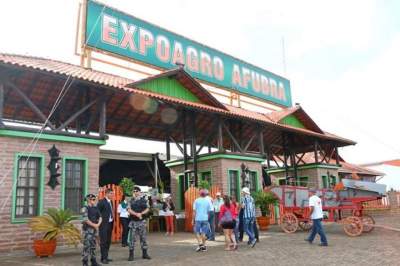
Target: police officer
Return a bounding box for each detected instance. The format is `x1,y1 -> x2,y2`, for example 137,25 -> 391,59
127,186 -> 151,261
81,194 -> 102,266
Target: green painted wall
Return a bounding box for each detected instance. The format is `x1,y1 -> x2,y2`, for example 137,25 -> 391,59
0,129 -> 106,145
281,115 -> 305,129
136,77 -> 202,103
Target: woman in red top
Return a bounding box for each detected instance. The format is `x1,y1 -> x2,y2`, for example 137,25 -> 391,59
219,195 -> 238,251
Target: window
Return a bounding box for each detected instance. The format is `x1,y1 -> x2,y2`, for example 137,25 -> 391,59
278,178 -> 286,186
64,159 -> 86,214
329,175 -> 337,187
322,176 -> 328,189
201,171 -> 212,185
296,176 -> 308,187
15,156 -> 41,218
249,171 -> 258,193
229,170 -> 239,200
178,174 -> 189,209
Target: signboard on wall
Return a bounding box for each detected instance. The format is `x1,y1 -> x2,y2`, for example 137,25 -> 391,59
84,0 -> 292,107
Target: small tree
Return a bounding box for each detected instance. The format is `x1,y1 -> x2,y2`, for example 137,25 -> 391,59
119,177 -> 135,196
198,179 -> 210,190
252,191 -> 278,216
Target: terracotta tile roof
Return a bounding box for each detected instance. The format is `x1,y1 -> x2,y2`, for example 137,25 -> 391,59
127,68 -> 228,110
297,152 -> 384,176
383,160 -> 400,167
0,53 -> 132,89
265,105 -> 323,133
339,161 -> 384,176
362,159 -> 400,168
0,53 -> 355,145
266,105 -> 300,122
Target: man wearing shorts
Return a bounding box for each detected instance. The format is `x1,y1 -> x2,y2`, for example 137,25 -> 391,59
193,189 -> 213,252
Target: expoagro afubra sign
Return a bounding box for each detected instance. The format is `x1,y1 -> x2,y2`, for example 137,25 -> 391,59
85,0 -> 292,107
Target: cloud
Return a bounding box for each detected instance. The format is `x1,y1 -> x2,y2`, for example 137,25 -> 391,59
291,34 -> 400,163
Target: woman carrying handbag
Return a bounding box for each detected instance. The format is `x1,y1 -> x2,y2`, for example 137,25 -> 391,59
219,195 -> 238,251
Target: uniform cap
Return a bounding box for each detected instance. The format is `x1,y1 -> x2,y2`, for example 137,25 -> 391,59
85,194 -> 97,200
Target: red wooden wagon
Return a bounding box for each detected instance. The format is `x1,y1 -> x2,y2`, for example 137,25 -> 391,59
267,179 -> 386,236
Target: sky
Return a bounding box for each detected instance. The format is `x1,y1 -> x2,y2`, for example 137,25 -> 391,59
1,0 -> 400,164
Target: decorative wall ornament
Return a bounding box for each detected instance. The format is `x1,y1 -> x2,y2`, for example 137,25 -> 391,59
241,163 -> 250,188
47,145 -> 61,190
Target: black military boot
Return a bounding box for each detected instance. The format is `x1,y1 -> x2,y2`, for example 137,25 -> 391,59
83,259 -> 89,266
91,258 -> 101,266
142,249 -> 151,260
128,249 -> 134,261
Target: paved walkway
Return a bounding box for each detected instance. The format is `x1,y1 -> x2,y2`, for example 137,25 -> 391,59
1,216 -> 399,266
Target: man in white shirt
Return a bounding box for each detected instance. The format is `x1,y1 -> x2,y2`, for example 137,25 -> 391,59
212,192 -> 224,234
305,189 -> 328,246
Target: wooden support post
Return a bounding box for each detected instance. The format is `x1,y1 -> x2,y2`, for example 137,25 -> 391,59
266,145 -> 271,168
314,140 -> 319,164
191,112 -> 198,186
0,83 -> 4,128
99,96 -> 107,138
282,134 -> 289,182
291,151 -> 298,181
166,132 -> 171,161
237,122 -> 243,152
217,116 -> 224,152
259,129 -> 265,156
75,89 -> 85,134
182,111 -> 188,175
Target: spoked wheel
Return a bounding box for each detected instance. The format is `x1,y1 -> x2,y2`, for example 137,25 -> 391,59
280,213 -> 299,233
343,216 -> 364,237
299,220 -> 313,231
361,215 -> 375,233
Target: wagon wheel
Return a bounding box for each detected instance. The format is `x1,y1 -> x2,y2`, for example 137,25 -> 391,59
299,220 -> 313,231
343,216 -> 364,237
280,213 -> 299,233
361,215 -> 375,233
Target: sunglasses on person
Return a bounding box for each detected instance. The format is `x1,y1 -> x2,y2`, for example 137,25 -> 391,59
134,190 -> 140,193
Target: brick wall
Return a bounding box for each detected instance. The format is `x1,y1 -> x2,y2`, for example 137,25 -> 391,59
169,157 -> 262,209
270,167 -> 339,189
0,135 -> 100,254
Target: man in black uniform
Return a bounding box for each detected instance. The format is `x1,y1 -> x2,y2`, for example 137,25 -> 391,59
127,186 -> 151,261
81,194 -> 102,266
97,189 -> 114,264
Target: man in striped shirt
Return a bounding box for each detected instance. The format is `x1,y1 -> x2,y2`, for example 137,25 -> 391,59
240,187 -> 257,247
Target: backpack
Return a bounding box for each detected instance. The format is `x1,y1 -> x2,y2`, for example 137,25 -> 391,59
219,209 -> 233,224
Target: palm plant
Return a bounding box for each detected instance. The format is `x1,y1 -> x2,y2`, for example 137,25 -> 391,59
252,191 -> 278,216
28,208 -> 81,246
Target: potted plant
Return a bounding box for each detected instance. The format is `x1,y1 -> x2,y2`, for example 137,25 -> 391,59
28,208 -> 81,257
198,179 -> 210,190
252,190 -> 278,230
119,177 -> 135,198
